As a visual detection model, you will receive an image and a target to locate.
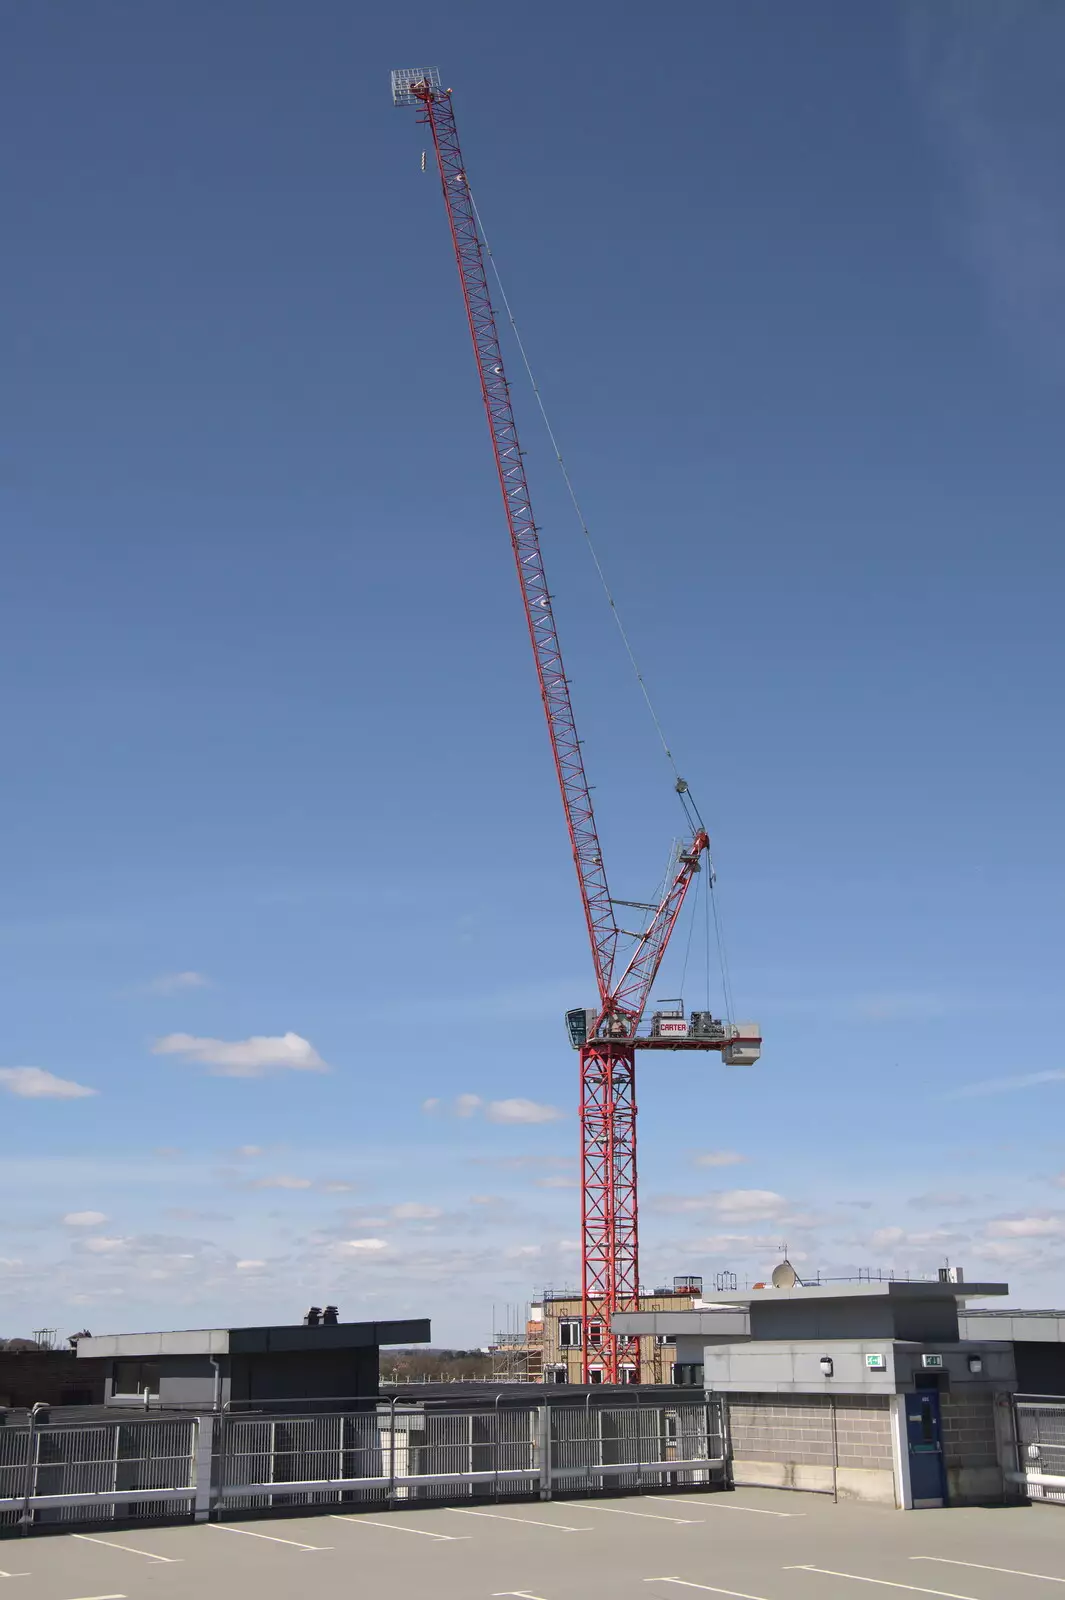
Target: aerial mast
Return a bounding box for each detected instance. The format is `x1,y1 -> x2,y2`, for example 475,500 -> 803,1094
393,70 -> 761,1382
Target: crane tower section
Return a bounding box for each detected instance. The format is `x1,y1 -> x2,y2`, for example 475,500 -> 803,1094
393,70 -> 761,1382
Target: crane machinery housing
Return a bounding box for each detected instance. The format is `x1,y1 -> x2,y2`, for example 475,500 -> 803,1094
393,68 -> 762,1383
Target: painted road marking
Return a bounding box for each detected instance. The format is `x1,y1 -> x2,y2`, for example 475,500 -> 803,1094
206,1525 -> 330,1550
492,1592 -> 550,1599
645,1580 -> 773,1598
571,1502 -> 699,1524
643,1495 -> 804,1518
452,1508 -> 591,1531
0,1575 -> 31,1581
62,1595 -> 128,1599
913,1557 -> 1065,1583
330,1514 -> 469,1541
70,1536 -> 180,1564
785,1566 -> 979,1598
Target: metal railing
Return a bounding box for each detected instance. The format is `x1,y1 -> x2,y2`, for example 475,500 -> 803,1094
1012,1396 -> 1065,1502
0,1393 -> 727,1532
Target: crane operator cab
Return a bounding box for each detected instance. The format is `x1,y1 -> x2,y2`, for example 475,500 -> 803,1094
565,1006 -> 761,1064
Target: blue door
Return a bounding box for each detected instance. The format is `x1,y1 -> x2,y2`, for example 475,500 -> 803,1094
906,1390 -> 946,1507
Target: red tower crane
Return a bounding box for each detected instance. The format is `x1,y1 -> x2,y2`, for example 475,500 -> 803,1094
393,70 -> 761,1382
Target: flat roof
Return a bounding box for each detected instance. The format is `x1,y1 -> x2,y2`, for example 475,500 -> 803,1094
77,1319 -> 431,1360
693,1281 -> 1009,1306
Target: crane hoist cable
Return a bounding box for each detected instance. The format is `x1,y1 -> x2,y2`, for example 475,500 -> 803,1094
469,192 -> 705,829
470,189 -> 738,1017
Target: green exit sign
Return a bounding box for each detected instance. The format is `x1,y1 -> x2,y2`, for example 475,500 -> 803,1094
922,1353 -> 944,1369
865,1353 -> 886,1369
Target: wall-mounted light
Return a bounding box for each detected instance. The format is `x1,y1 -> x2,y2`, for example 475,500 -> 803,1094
819,1356 -> 834,1377
967,1354 -> 983,1375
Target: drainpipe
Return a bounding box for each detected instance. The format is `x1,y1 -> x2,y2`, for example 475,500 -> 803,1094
209,1356 -> 222,1412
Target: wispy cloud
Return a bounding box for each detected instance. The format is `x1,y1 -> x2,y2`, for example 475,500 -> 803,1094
652,1188 -> 793,1223
0,1067 -> 97,1100
62,1211 -> 107,1227
142,971 -> 211,996
942,1069 -> 1065,1101
248,1174 -> 313,1190
906,0 -> 1065,373
693,1150 -> 747,1169
153,1032 -> 328,1078
422,1094 -> 565,1125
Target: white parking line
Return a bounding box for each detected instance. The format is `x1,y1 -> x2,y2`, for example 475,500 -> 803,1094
913,1557 -> 1065,1583
330,1514 -> 469,1541
70,1535 -> 180,1564
206,1525 -> 330,1550
63,1595 -> 127,1600
491,1591 -> 550,1599
784,1565 -> 979,1598
0,1574 -> 31,1581
451,1508 -> 591,1531
645,1579 -> 773,1598
643,1495 -> 804,1518
571,1502 -> 699,1524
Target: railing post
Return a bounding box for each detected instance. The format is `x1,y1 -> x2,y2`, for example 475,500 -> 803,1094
193,1414 -> 216,1523
18,1402 -> 48,1534
388,1396 -> 397,1504
538,1403 -> 552,1500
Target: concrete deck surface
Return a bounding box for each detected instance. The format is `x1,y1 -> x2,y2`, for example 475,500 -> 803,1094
1,1487 -> 1062,1599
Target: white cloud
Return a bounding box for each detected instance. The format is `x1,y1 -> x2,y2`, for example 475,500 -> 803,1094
536,1175 -> 577,1189
83,1237 -> 127,1254
63,1211 -> 107,1227
654,1188 -> 792,1222
152,1031 -> 328,1078
693,1150 -> 747,1168
249,1175 -> 313,1190
986,1216 -> 1065,1239
943,1068 -> 1065,1100
0,1067 -> 97,1099
144,971 -> 211,995
486,1098 -> 564,1125
235,1145 -> 263,1158
505,1244 -> 542,1259
425,1094 -> 565,1124
337,1238 -> 388,1254
319,1181 -> 357,1193
391,1203 -> 443,1221
236,1259 -> 267,1272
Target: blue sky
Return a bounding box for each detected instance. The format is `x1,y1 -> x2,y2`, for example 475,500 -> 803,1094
2,1 -> 1063,1344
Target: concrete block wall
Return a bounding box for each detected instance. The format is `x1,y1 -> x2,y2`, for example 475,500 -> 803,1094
940,1390 -> 1003,1503
725,1393 -> 895,1505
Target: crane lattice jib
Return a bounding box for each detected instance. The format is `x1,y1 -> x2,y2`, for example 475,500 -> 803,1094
413,81 -> 619,1002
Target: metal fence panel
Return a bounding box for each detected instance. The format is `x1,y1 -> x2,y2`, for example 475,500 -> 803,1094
0,1394 -> 727,1530
1014,1398 -> 1065,1503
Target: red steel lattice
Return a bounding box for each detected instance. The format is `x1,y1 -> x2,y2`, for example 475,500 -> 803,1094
401,75 -> 710,1382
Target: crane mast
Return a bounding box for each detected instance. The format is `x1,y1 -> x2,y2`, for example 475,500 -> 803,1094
393,70 -> 760,1382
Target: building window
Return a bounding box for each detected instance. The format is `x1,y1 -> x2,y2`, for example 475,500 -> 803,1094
589,1367 -> 604,1384
558,1319 -> 582,1349
552,1364 -> 568,1384
620,1364 -> 638,1384
672,1363 -> 704,1388
587,1321 -> 603,1346
112,1360 -> 160,1398
655,1334 -> 676,1347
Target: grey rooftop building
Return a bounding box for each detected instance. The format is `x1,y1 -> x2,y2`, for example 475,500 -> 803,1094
77,1317 -> 431,1409
616,1278 -> 1017,1509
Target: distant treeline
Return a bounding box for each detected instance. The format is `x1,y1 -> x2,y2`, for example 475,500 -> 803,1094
380,1347 -> 494,1381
